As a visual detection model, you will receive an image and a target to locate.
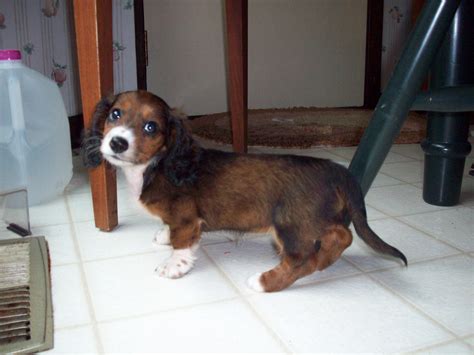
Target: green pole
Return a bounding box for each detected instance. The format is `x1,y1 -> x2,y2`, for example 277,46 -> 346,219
349,0 -> 461,195
412,86 -> 474,112
422,0 -> 473,206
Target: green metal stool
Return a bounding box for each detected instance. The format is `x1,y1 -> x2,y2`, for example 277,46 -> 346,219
349,0 -> 473,206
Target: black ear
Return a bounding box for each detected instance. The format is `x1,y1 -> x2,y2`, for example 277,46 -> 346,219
142,115 -> 201,190
81,95 -> 115,168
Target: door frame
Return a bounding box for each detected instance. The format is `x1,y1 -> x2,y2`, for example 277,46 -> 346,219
134,0 -> 147,90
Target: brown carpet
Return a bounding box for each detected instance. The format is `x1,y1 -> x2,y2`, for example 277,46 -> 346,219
187,108 -> 426,148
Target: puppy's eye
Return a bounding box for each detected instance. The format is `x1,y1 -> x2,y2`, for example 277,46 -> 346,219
143,121 -> 158,135
109,109 -> 121,121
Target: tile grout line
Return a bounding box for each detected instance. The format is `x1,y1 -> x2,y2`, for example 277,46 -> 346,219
386,151 -> 423,162
362,203 -> 470,254
460,334 -> 474,350
48,322 -> 96,333
30,220 -> 80,230
67,211 -> 141,226
391,215 -> 469,254
364,201 -> 470,254
63,194 -> 105,354
91,295 -> 241,327
364,271 -> 467,346
200,247 -> 292,354
405,336 -> 472,354
364,202 -> 391,219
407,181 -> 423,189
341,254 -> 467,345
309,147 -> 423,188
364,194 -> 452,219
280,267 -> 367,290
73,239 -> 232,266
288,251 -> 463,292
324,146 -> 420,164
366,177 -> 473,211
347,252 -> 467,278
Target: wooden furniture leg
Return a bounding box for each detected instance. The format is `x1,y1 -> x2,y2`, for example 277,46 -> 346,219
73,0 -> 118,231
225,0 -> 248,153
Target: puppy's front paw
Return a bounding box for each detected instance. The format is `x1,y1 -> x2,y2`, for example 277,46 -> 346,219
247,272 -> 265,292
155,260 -> 190,279
155,248 -> 196,279
152,226 -> 171,246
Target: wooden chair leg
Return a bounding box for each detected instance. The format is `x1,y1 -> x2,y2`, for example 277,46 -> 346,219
225,0 -> 248,153
73,0 -> 118,231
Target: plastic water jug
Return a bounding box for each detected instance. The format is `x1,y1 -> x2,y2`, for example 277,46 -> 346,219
0,49 -> 72,205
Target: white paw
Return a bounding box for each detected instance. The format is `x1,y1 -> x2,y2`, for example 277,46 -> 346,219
155,248 -> 196,279
155,259 -> 191,279
152,226 -> 170,246
247,272 -> 265,292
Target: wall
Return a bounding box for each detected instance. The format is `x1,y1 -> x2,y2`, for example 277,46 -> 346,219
145,0 -> 368,116
0,0 -> 414,117
0,0 -> 137,116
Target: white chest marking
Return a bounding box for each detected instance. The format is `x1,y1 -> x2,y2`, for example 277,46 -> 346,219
121,164 -> 148,200
121,163 -> 170,247
120,163 -> 165,222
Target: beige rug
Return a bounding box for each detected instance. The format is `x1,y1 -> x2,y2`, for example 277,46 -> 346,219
188,108 -> 426,148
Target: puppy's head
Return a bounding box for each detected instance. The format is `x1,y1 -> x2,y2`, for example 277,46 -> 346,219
82,90 -> 200,187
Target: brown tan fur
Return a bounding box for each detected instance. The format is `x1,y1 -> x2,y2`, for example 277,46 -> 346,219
82,90 -> 407,292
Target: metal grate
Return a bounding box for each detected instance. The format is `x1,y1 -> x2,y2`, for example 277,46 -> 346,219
0,237 -> 52,353
0,286 -> 31,345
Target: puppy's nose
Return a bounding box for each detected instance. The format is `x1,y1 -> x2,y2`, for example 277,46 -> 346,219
110,136 -> 129,153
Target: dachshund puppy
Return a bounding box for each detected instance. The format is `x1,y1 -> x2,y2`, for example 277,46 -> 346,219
82,90 -> 407,292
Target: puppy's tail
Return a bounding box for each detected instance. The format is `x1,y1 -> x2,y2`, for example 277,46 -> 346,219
344,174 -> 407,266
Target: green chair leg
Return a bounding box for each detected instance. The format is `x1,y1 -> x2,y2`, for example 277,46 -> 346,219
349,0 -> 461,195
422,0 -> 473,206
412,86 -> 474,112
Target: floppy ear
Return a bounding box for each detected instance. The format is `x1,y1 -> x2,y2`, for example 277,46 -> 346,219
81,95 -> 115,168
142,114 -> 201,190
163,117 -> 202,186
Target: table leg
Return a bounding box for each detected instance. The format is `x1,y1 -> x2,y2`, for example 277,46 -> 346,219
73,0 -> 117,231
225,0 -> 248,153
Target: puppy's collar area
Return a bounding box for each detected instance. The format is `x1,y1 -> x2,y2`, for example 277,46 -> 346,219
141,152 -> 166,192
121,161 -> 152,199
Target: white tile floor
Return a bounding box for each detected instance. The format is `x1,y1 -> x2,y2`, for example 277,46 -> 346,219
1,142 -> 473,354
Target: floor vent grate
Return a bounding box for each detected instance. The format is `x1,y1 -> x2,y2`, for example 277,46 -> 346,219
0,237 -> 53,353
0,286 -> 31,345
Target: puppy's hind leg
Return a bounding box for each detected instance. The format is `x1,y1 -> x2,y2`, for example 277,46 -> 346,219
247,252 -> 313,293
247,225 -> 353,292
247,224 -> 315,292
312,225 -> 352,272
155,221 -> 201,279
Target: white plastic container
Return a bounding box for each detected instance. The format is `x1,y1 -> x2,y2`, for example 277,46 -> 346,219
0,49 -> 72,205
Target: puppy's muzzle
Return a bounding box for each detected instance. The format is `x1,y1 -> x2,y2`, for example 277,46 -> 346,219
110,136 -> 129,153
